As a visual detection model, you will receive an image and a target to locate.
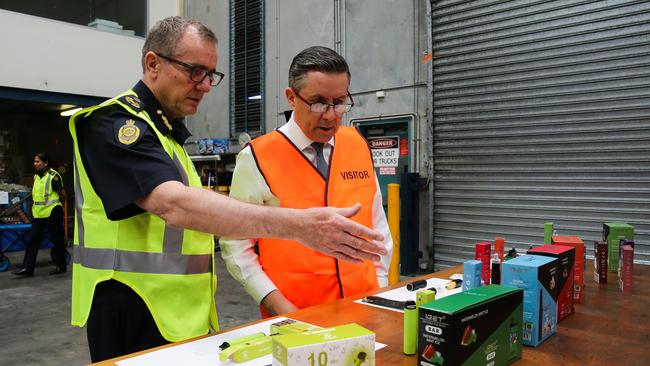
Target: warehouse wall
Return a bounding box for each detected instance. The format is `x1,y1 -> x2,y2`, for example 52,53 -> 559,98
183,0 -> 231,142
0,1 -> 180,99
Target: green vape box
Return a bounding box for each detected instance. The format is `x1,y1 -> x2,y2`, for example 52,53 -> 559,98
272,323 -> 375,366
418,285 -> 523,366
602,223 -> 634,272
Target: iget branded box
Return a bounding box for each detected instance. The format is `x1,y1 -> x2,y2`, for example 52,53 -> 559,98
475,242 -> 491,285
528,244 -> 575,322
552,236 -> 585,303
602,223 -> 634,273
502,255 -> 558,347
418,285 -> 523,366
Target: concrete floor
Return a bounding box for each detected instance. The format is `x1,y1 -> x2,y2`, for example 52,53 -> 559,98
0,247 -> 260,365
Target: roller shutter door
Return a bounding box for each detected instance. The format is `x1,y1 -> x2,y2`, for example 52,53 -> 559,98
432,0 -> 650,269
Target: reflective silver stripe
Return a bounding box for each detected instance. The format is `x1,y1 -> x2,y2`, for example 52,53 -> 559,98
161,153 -> 190,254
73,139 -> 208,274
43,173 -> 52,201
73,245 -> 211,274
73,153 -> 85,247
172,152 -> 190,185
33,199 -> 60,206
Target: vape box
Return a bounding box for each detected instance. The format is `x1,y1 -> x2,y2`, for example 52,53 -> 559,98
618,239 -> 634,278
463,260 -> 482,291
272,323 -> 375,366
602,223 -> 634,272
552,236 -> 585,303
528,244 -> 575,322
502,255 -> 558,347
594,241 -> 608,284
475,242 -> 491,285
418,285 -> 523,366
619,245 -> 634,294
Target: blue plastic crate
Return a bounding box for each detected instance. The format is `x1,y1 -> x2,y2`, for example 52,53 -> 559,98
0,224 -> 54,252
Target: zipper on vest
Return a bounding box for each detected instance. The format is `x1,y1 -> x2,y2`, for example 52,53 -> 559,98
334,259 -> 344,298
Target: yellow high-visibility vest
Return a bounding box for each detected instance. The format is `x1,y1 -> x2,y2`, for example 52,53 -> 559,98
32,168 -> 62,218
69,89 -> 217,342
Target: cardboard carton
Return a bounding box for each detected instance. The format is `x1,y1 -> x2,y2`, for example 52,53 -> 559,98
475,242 -> 491,285
594,241 -> 608,284
418,285 -> 523,366
272,323 -> 375,366
502,255 -> 558,346
552,236 -> 585,303
602,223 -> 634,272
528,244 -> 575,321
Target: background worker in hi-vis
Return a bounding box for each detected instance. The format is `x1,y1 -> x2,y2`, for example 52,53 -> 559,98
12,152 -> 67,277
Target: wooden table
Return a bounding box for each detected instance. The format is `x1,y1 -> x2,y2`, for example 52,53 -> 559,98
96,260 -> 650,365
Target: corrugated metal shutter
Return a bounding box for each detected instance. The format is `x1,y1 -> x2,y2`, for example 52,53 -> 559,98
432,0 -> 650,270
230,0 -> 264,138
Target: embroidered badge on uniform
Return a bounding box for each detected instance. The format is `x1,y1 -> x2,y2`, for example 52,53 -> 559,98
118,119 -> 141,145
125,95 -> 142,110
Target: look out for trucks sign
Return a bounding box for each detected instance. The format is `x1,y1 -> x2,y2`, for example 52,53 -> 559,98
368,136 -> 399,174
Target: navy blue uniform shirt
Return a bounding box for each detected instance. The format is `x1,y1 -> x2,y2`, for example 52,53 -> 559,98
77,81 -> 192,220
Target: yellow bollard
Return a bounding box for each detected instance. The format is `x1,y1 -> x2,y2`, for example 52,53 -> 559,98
387,183 -> 401,285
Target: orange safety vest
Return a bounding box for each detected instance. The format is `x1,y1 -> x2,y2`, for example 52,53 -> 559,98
250,126 -> 379,314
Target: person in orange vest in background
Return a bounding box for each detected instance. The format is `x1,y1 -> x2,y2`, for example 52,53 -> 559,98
221,46 -> 393,317
12,152 -> 67,277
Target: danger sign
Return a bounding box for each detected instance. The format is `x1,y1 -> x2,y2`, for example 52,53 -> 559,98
368,136 -> 399,167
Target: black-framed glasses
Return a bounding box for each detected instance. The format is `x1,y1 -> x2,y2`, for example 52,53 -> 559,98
292,89 -> 354,114
156,53 -> 224,87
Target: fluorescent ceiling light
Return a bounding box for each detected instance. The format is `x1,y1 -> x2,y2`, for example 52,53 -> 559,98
247,95 -> 261,100
60,107 -> 82,116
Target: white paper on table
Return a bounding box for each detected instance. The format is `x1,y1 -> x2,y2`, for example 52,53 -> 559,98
0,191 -> 8,205
354,276 -> 463,313
116,317 -> 386,366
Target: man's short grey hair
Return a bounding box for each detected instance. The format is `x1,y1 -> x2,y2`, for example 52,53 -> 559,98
288,46 -> 351,92
141,16 -> 218,71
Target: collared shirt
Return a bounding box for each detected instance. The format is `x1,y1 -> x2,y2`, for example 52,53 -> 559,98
220,114 -> 393,305
77,81 -> 191,220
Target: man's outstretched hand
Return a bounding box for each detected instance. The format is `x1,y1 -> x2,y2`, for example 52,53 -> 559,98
294,203 -> 386,263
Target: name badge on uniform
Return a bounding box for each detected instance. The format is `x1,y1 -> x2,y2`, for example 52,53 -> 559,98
118,119 -> 141,145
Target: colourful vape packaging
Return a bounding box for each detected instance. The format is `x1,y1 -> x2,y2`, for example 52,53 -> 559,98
403,301 -> 417,355
552,236 -> 585,303
618,239 -> 634,278
416,289 -> 436,307
502,255 -> 558,347
594,241 -> 608,284
527,244 -> 575,322
474,241 -> 491,285
619,245 -> 634,294
543,222 -> 554,244
418,285 -> 523,366
463,260 -> 482,291
272,323 -> 375,366
602,223 -> 634,273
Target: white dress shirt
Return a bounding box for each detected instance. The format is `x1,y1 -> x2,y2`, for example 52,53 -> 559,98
220,115 -> 393,304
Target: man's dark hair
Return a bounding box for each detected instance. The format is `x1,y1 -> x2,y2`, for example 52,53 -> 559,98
141,16 -> 218,71
288,46 -> 350,92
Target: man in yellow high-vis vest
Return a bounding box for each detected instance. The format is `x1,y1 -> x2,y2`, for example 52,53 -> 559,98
69,16 -> 387,363
12,152 -> 67,277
